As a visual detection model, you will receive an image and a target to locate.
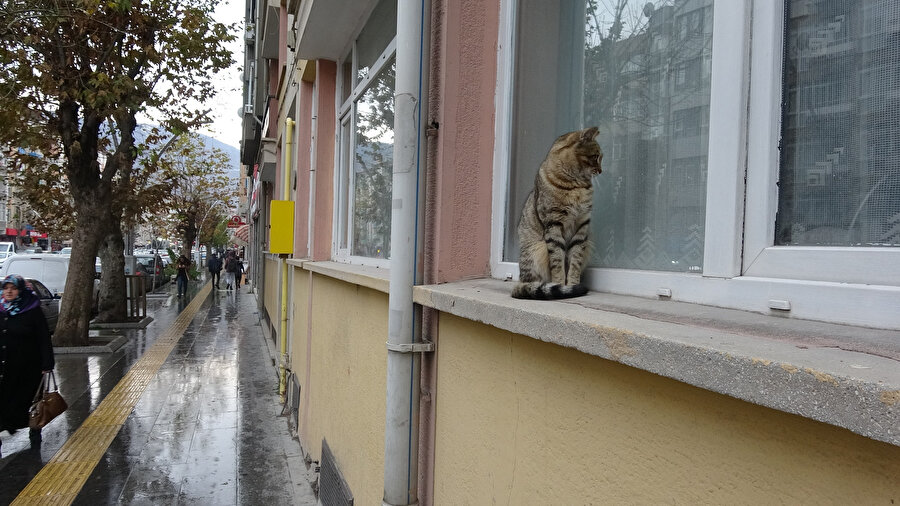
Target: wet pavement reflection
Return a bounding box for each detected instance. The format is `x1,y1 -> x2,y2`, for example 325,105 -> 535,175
0,282 -> 316,505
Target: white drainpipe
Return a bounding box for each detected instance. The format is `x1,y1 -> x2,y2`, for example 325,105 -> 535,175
383,0 -> 430,504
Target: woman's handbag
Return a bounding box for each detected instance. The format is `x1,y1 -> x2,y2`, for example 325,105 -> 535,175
28,371 -> 67,430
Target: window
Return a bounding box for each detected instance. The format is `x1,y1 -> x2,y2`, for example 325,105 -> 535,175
776,1 -> 898,248
334,0 -> 397,264
743,0 -> 900,295
495,0 -> 900,329
505,0 -> 713,273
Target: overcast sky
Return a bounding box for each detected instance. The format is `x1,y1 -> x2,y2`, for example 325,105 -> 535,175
196,0 -> 246,150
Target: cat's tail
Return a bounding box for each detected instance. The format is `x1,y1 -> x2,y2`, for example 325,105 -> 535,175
511,282 -> 588,300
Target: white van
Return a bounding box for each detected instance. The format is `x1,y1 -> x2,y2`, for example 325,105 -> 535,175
0,255 -> 100,311
0,255 -> 72,294
0,242 -> 15,264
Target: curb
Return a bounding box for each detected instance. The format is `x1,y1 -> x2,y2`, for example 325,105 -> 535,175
91,316 -> 154,329
55,334 -> 129,354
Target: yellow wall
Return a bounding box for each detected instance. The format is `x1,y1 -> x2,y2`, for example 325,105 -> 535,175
433,314 -> 900,504
263,256 -> 279,325
291,272 -> 388,505
289,266 -> 310,426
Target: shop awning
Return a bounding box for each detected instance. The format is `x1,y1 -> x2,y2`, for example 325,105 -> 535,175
232,224 -> 249,247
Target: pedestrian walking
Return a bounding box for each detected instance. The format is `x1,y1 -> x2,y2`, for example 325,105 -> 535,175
223,250 -> 238,291
208,251 -> 222,288
175,253 -> 191,297
0,275 -> 55,450
235,254 -> 245,289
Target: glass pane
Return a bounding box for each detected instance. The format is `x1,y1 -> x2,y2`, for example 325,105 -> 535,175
338,119 -> 352,249
506,0 -> 713,273
353,59 -> 395,258
341,51 -> 353,104
776,0 -> 900,247
356,0 -> 397,83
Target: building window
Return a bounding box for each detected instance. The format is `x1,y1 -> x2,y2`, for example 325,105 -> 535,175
776,0 -> 900,247
334,0 -> 397,263
506,0 -> 713,272
496,0 -> 900,328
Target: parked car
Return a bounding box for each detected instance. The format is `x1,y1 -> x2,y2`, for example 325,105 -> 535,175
59,247 -> 72,255
28,278 -> 59,334
133,253 -> 168,290
0,254 -> 99,312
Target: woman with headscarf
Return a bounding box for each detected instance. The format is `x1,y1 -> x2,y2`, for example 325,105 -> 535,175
0,274 -> 55,449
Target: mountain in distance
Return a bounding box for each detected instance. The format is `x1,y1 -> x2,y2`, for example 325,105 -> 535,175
202,136 -> 241,182
133,124 -> 241,182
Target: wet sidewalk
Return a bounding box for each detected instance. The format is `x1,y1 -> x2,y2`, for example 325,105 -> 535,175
0,281 -> 317,505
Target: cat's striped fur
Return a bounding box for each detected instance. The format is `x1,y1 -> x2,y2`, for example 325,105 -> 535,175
512,127 -> 602,300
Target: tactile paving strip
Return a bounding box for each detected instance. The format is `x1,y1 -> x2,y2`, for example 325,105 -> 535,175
13,282 -> 212,505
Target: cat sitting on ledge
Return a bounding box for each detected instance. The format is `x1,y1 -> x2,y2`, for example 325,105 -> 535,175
512,127 -> 603,300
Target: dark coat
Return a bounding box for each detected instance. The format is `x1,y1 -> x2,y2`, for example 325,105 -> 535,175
225,255 -> 239,273
175,256 -> 191,281
208,255 -> 222,273
0,307 -> 54,432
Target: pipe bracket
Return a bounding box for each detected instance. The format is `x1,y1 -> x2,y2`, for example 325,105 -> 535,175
386,341 -> 434,354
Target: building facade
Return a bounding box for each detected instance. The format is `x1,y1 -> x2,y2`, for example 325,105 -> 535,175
241,0 -> 900,504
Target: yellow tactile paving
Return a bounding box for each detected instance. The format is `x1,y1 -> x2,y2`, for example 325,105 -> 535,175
12,283 -> 212,505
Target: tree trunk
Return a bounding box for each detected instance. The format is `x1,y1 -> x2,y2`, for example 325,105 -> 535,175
183,230 -> 197,260
54,199 -> 107,346
95,224 -> 128,323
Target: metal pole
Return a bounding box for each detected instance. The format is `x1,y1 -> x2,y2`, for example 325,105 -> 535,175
196,200 -> 223,273
383,0 -> 429,504
280,118 -> 294,399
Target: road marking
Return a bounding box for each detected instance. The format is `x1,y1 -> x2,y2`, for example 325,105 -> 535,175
13,283 -> 212,505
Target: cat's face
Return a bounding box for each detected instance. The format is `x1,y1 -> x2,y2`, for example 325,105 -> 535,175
576,127 -> 603,175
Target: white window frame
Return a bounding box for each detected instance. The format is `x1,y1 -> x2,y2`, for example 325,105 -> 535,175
491,0 -> 900,330
743,0 -> 900,287
332,37 -> 396,268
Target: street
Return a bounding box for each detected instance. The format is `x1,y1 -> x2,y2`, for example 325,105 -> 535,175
0,280 -> 316,505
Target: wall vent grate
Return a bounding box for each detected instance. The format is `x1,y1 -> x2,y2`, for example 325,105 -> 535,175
319,438 -> 353,506
289,373 -> 300,429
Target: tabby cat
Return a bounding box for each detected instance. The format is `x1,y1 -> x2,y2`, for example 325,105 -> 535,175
512,127 -> 603,299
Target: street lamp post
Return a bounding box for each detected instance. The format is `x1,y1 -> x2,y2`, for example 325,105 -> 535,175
195,199 -> 224,272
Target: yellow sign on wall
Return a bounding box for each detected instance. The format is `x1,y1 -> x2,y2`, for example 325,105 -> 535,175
269,200 -> 294,254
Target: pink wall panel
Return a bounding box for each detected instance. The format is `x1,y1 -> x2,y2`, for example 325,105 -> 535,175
431,0 -> 500,283
311,61 -> 337,261
294,81 -> 315,258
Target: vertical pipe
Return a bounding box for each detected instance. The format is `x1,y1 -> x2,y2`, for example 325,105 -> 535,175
418,1 -> 445,503
280,118 -> 294,398
308,83 -> 318,256
384,0 -> 429,504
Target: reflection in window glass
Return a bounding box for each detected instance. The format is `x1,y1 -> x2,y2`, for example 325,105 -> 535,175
341,54 -> 353,104
338,120 -> 352,249
356,0 -> 397,83
506,0 -> 713,272
353,59 -> 395,258
776,0 -> 900,247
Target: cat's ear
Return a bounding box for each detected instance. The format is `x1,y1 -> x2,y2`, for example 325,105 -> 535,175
580,126 -> 599,142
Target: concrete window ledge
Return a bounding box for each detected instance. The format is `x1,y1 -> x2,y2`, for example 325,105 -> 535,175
290,259 -> 391,294
413,278 -> 900,446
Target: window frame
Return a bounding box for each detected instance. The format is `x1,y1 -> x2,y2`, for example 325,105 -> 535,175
491,0 -> 900,330
332,37 -> 396,268
743,0 -> 900,287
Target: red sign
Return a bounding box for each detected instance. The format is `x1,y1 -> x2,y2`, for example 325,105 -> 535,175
226,215 -> 246,228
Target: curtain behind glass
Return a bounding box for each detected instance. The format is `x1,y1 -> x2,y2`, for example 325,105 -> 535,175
776,0 -> 900,247
506,0 -> 713,273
